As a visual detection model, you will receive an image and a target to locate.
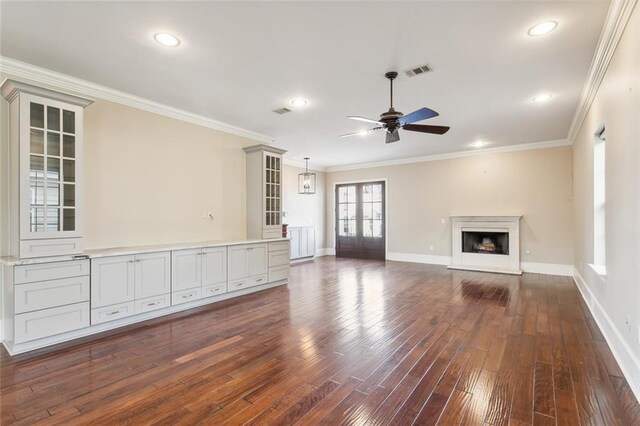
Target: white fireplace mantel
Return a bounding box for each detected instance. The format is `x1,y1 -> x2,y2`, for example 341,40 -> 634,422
448,215 -> 522,275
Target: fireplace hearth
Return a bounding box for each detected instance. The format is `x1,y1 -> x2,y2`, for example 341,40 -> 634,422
449,216 -> 522,275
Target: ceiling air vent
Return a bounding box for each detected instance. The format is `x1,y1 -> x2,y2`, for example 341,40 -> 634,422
273,107 -> 292,115
405,64 -> 433,77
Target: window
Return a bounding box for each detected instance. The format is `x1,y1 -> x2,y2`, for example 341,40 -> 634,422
591,126 -> 606,279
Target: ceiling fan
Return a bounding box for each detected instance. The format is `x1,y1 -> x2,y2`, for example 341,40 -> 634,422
340,71 -> 450,144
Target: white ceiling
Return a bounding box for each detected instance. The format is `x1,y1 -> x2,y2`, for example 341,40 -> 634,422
0,1 -> 610,168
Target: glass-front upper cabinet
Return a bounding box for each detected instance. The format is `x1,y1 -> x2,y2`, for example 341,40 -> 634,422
1,79 -> 93,258
26,99 -> 79,235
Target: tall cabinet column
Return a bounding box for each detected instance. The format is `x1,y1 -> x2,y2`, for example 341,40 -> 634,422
1,79 -> 93,258
243,144 -> 287,240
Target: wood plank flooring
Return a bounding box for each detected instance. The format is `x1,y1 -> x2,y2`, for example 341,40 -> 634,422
1,257 -> 639,425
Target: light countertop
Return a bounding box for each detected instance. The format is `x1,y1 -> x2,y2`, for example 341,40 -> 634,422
0,237 -> 290,266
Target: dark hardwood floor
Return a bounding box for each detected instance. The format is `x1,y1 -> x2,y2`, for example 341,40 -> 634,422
1,257 -> 639,425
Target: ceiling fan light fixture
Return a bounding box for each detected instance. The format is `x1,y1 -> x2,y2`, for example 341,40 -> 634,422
290,98 -> 308,108
528,21 -> 558,36
532,93 -> 553,103
154,32 -> 180,47
298,157 -> 316,194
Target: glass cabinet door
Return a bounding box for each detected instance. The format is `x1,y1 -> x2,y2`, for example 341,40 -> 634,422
26,98 -> 78,236
264,154 -> 281,227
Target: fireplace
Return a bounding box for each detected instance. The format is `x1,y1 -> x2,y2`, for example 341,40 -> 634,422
462,231 -> 509,255
449,216 -> 522,275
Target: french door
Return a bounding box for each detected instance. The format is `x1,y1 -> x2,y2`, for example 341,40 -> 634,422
335,181 -> 385,260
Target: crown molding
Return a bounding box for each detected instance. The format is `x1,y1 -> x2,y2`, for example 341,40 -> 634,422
325,139 -> 571,172
283,158 -> 327,172
0,56 -> 274,144
567,0 -> 638,143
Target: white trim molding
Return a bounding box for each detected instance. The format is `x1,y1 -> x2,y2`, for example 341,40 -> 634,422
326,139 -> 570,172
573,268 -> 640,404
567,0 -> 638,143
384,252 -> 572,276
387,252 -> 450,266
316,248 -> 335,257
0,56 -> 273,144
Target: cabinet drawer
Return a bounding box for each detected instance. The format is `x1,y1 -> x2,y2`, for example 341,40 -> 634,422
202,283 -> 227,298
249,274 -> 269,287
15,302 -> 90,344
269,265 -> 290,283
19,238 -> 83,259
172,288 -> 202,306
268,249 -> 290,267
91,302 -> 135,325
263,228 -> 282,239
15,259 -> 89,284
15,276 -> 90,314
269,241 -> 290,252
228,279 -> 249,292
135,294 -> 170,314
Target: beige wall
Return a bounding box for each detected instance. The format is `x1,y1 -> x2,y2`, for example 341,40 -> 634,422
83,100 -> 252,250
326,146 -> 574,265
572,5 -> 640,370
282,164 -> 326,250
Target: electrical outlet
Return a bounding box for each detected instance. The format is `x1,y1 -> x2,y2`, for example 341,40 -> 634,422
637,326 -> 640,345
625,316 -> 631,333
525,250 -> 531,254
441,218 -> 446,224
429,245 -> 434,251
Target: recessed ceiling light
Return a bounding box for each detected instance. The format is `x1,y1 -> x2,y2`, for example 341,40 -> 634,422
290,98 -> 308,108
528,21 -> 558,36
532,93 -> 553,103
471,141 -> 487,148
358,130 -> 369,136
154,33 -> 180,47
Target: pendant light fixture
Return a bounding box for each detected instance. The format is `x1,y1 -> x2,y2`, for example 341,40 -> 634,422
298,157 -> 316,194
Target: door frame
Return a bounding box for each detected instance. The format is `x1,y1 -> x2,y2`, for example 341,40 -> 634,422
332,178 -> 389,259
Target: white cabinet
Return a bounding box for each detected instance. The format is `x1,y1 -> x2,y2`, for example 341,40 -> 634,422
202,247 -> 227,286
134,252 -> 171,299
1,80 -> 93,258
171,246 -> 227,305
9,259 -> 91,344
244,145 -> 287,239
91,256 -> 135,308
228,243 -> 268,290
90,252 -> 171,321
268,240 -> 290,283
288,226 -> 316,260
172,249 -> 201,291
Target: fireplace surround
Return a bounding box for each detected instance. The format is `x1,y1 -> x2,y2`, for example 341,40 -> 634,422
449,216 -> 522,275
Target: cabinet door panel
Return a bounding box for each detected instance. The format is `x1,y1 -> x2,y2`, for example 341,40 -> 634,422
248,244 -> 268,277
300,229 -> 309,257
228,246 -> 249,280
172,249 -> 201,291
307,228 -> 316,257
289,229 -> 301,259
91,256 -> 135,308
202,247 -> 227,286
135,252 -> 171,299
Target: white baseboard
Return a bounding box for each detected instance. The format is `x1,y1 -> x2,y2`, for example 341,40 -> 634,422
573,268 -> 640,404
316,248 -> 335,256
521,262 -> 573,276
386,252 -> 451,265
385,252 -> 572,276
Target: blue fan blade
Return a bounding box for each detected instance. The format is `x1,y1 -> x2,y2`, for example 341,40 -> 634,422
398,107 -> 439,125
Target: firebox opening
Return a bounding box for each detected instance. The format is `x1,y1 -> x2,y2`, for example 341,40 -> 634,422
462,231 -> 509,255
